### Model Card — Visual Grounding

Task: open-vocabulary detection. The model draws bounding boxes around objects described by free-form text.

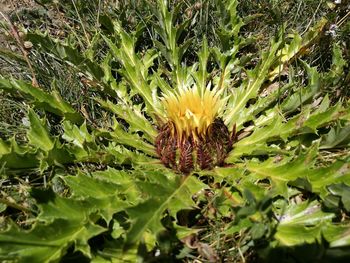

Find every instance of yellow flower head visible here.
[162,85,224,141]
[156,85,233,173]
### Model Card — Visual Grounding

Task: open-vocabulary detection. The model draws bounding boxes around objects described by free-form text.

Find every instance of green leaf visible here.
[0,48,26,64]
[307,161,350,198]
[97,99,157,142]
[320,124,350,149]
[225,218,253,235]
[102,34,161,117]
[269,18,327,81]
[193,38,209,96]
[65,171,125,199]
[226,144,350,199]
[235,82,293,129]
[28,109,54,152]
[125,171,206,246]
[215,0,244,51]
[323,224,350,247]
[280,61,320,113]
[275,224,323,246]
[224,37,282,128]
[323,43,348,86]
[274,200,335,246]
[63,169,136,222]
[104,143,155,166]
[326,183,350,211]
[41,197,92,220]
[0,203,6,213]
[108,123,156,157]
[227,102,344,161]
[0,138,40,169]
[0,219,105,263]
[62,121,94,149]
[0,79,83,124]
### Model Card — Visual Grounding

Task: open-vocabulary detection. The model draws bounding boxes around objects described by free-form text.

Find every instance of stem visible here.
[71,0,91,46]
[0,197,32,213]
[0,11,39,87]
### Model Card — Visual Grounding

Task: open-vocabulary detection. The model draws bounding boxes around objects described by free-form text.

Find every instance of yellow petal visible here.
[163,85,224,141]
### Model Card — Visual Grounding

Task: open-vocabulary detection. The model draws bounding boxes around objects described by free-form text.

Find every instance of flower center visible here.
[156,86,234,174]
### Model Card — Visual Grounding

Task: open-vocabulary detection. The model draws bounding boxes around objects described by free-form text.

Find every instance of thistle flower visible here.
[156,85,235,174]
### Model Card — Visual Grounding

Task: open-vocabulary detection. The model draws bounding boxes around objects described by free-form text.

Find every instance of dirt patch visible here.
[0,0,38,14]
[0,1,11,13]
[0,0,39,42]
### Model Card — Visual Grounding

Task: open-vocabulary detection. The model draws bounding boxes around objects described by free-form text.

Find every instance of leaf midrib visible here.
[128,175,193,244]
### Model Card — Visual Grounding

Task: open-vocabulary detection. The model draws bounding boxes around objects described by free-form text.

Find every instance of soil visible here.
[0,0,39,43]
[0,0,40,77]
[0,0,37,13]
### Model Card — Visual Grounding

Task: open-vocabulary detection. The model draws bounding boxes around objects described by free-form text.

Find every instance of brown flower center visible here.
[155,118,235,174]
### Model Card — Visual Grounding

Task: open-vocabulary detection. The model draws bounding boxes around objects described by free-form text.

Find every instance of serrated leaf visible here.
[64,172,124,199]
[269,18,327,81]
[0,219,105,263]
[236,83,293,129]
[320,124,350,149]
[97,99,157,142]
[125,172,206,246]
[224,37,282,128]
[0,47,26,64]
[0,138,40,169]
[281,61,320,113]
[34,189,94,222]
[307,161,350,198]
[323,43,348,86]
[323,224,350,247]
[0,79,83,123]
[227,102,344,161]
[275,224,323,246]
[228,148,311,197]
[102,34,161,117]
[274,200,335,246]
[104,143,155,166]
[62,121,94,148]
[109,123,156,157]
[28,109,54,152]
[63,169,137,222]
[326,183,350,211]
